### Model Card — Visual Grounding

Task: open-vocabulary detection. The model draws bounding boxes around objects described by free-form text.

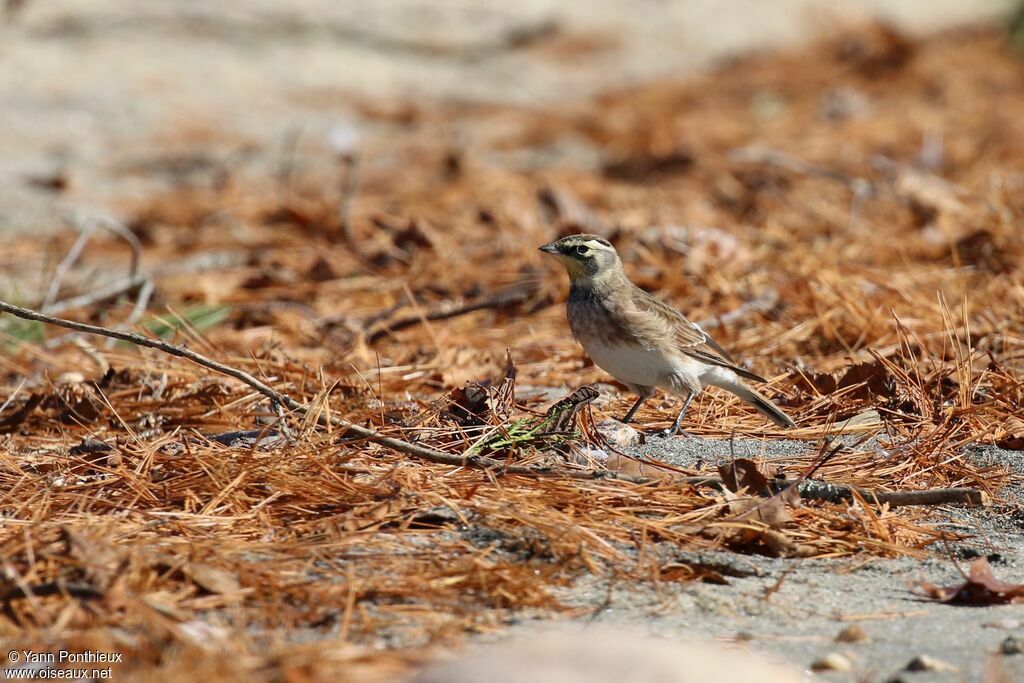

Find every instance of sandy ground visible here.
[562,551,1024,682]
[545,437,1024,681]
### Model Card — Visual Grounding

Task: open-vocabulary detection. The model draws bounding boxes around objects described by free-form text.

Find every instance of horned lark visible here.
[540,234,795,435]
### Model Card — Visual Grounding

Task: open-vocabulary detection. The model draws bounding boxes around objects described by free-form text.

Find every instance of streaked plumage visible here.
[540,234,795,434]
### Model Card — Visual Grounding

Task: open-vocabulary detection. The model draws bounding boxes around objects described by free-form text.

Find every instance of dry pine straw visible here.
[0,23,1023,682]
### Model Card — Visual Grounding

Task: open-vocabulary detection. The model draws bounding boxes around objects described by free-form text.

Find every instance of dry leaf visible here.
[734,493,793,528]
[604,452,670,479]
[792,361,890,399]
[952,230,1014,273]
[718,458,772,496]
[712,524,801,558]
[915,558,1024,605]
[996,417,1024,451]
[717,458,800,529]
[834,409,882,431]
[61,526,125,591]
[0,394,43,432]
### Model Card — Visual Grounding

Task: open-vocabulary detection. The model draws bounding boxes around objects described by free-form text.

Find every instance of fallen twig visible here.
[45,251,248,317]
[42,217,99,310]
[671,473,983,509]
[44,275,148,316]
[729,147,868,189]
[365,282,544,343]
[800,481,986,507]
[42,214,142,312]
[0,393,43,431]
[0,580,104,603]
[663,475,983,507]
[0,299,536,474]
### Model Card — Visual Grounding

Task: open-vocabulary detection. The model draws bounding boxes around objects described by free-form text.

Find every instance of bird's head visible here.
[539,234,621,283]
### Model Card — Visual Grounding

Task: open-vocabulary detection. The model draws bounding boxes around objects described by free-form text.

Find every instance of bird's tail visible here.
[725,381,796,429]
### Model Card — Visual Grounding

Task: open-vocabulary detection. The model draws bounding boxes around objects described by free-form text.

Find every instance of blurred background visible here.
[0,0,1013,237]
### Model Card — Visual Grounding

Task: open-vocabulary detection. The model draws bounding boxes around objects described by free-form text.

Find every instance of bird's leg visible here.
[619,395,646,424]
[660,391,695,438]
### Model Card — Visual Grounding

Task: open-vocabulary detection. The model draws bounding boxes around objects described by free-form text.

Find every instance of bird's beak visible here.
[539,242,559,255]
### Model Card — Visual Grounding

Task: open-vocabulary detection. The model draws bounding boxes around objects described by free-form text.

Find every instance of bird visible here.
[539,233,795,436]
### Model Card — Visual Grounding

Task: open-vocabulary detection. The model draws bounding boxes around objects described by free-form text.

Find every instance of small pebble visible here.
[984,618,1020,630]
[595,419,643,447]
[835,625,869,643]
[574,446,609,467]
[1001,636,1024,655]
[810,652,852,672]
[905,654,956,672]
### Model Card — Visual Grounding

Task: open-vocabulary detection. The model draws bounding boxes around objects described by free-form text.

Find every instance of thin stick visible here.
[105,278,155,349]
[45,251,247,316]
[45,275,147,316]
[43,214,143,312]
[702,476,984,507]
[366,284,538,343]
[42,217,98,310]
[0,299,520,472]
[338,153,361,241]
[729,147,868,188]
[93,215,142,280]
[0,580,104,602]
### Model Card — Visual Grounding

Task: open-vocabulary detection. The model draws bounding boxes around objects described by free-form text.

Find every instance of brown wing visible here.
[630,286,768,383]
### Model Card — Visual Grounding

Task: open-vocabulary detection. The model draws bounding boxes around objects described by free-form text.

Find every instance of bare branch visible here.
[42,216,99,310]
[42,214,143,313]
[44,275,147,317]
[0,298,523,472]
[365,281,545,343]
[88,214,142,279]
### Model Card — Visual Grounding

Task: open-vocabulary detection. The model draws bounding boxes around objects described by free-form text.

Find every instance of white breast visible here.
[583,339,726,396]
[582,340,677,389]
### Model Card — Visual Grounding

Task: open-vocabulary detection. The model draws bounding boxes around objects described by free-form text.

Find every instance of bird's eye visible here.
[573,245,589,256]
